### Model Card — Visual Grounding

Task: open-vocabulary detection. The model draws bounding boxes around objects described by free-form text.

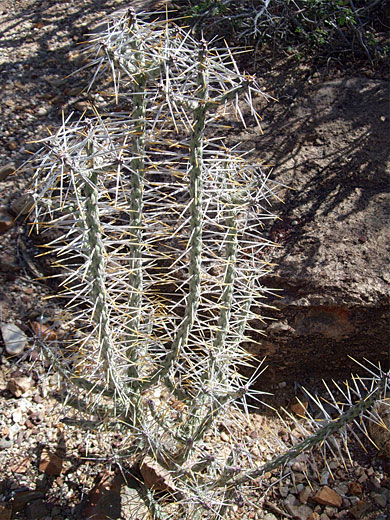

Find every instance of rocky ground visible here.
[0,0,389,519]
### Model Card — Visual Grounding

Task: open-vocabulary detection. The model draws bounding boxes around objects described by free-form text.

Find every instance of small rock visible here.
[31,321,57,341]
[324,506,337,517]
[10,194,34,216]
[284,493,299,506]
[220,431,229,442]
[357,472,368,484]
[0,438,13,449]
[348,481,363,495]
[73,100,91,112]
[6,140,17,151]
[313,486,342,507]
[290,398,309,416]
[308,514,320,520]
[279,485,289,498]
[0,162,15,180]
[367,476,381,490]
[372,492,387,508]
[83,471,123,519]
[7,376,33,397]
[0,208,15,234]
[36,107,48,117]
[292,461,306,472]
[39,448,63,476]
[140,457,176,492]
[45,77,64,87]
[0,254,21,272]
[299,486,312,504]
[1,323,28,355]
[286,503,314,520]
[320,470,330,485]
[9,456,31,474]
[349,500,370,519]
[334,482,348,496]
[263,515,278,520]
[121,481,149,519]
[12,408,24,423]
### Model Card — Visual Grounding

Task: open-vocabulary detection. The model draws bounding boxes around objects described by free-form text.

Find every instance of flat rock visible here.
[83,471,123,519]
[7,376,33,397]
[1,322,28,355]
[140,456,176,493]
[0,208,15,234]
[313,485,342,507]
[39,448,63,476]
[0,162,15,181]
[285,503,314,520]
[10,194,34,216]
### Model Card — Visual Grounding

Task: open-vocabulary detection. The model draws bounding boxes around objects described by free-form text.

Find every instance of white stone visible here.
[1,323,28,355]
[12,408,23,424]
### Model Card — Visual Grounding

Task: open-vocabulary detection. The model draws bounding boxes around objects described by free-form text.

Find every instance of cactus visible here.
[28,9,389,519]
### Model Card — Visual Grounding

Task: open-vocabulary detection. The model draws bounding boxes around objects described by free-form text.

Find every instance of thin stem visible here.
[125,18,148,385]
[143,40,209,390]
[216,375,388,487]
[83,136,117,391]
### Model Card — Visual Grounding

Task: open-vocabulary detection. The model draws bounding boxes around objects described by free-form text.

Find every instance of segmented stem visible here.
[125,17,147,384]
[217,374,388,487]
[143,40,209,389]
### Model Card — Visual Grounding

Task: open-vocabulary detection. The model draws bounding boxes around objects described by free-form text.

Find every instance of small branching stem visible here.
[216,374,388,487]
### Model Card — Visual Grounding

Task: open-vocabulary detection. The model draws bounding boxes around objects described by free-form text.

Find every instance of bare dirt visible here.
[0,1,389,519]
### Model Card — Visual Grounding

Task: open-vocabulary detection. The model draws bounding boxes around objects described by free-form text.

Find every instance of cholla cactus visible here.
[28,8,389,519]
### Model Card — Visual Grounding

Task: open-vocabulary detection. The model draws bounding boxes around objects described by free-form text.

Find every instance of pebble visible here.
[12,409,24,424]
[0,208,15,234]
[324,506,337,516]
[1,322,27,355]
[0,162,15,180]
[279,485,289,498]
[39,448,63,476]
[7,377,33,398]
[334,482,348,495]
[286,503,314,519]
[0,438,13,449]
[290,399,308,416]
[368,476,381,490]
[292,461,306,472]
[320,470,330,485]
[348,481,363,495]
[10,193,34,216]
[313,486,342,507]
[299,486,312,504]
[36,107,48,117]
[220,431,229,442]
[371,492,387,507]
[349,500,370,519]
